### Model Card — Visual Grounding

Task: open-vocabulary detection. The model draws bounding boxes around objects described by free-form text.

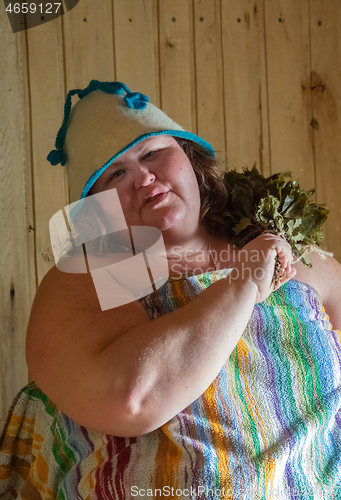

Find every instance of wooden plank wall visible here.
[0,1,36,427]
[1,0,340,427]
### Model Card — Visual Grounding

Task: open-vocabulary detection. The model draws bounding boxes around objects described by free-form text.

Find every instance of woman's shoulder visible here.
[33,255,99,313]
[293,252,340,293]
[26,254,151,381]
[293,252,341,330]
[40,251,137,295]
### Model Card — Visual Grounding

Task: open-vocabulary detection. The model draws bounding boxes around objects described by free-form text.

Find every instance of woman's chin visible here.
[141,207,185,232]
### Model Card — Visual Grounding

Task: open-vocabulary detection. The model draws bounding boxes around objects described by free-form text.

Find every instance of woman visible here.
[1,80,341,499]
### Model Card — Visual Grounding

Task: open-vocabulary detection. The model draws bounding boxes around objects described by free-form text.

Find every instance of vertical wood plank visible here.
[26,17,68,283]
[113,0,159,105]
[193,0,226,171]
[159,0,195,131]
[221,0,270,174]
[264,0,314,188]
[258,0,271,177]
[0,5,35,426]
[309,0,341,261]
[63,0,115,90]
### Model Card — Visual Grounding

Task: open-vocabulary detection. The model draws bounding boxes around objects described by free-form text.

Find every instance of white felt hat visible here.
[48,80,215,204]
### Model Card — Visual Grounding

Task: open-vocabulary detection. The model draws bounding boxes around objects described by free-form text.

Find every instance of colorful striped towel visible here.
[1,271,341,499]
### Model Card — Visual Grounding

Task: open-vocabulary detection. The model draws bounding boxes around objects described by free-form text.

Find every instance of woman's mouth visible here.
[144,192,168,207]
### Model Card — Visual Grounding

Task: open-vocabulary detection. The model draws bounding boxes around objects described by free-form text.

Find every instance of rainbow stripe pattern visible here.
[1,271,341,499]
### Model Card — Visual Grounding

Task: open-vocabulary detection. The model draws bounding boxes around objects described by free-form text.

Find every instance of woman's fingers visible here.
[270,237,297,287]
[241,233,296,302]
[276,241,296,277]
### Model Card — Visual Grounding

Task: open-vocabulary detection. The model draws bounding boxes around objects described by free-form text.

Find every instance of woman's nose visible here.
[134,167,156,188]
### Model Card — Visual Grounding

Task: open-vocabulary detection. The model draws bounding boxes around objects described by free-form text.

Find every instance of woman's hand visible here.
[231,233,296,303]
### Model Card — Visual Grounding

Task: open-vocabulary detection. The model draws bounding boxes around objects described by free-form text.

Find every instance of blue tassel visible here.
[47,149,67,166]
[124,92,149,109]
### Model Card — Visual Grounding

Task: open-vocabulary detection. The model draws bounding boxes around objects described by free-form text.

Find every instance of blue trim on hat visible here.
[80,130,215,200]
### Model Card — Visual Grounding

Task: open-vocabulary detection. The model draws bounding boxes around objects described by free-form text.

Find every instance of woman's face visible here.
[88,136,201,235]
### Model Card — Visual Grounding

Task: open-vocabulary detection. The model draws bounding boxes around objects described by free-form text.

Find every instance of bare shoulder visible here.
[293,252,341,329]
[26,253,151,391]
[293,252,341,296]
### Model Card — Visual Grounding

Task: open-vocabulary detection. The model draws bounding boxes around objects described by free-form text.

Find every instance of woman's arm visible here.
[294,253,341,331]
[26,234,294,437]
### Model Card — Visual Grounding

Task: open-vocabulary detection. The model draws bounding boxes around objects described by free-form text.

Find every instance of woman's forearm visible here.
[95,276,258,436]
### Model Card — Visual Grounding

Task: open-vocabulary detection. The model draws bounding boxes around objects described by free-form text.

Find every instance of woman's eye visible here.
[144,149,159,160]
[110,170,124,180]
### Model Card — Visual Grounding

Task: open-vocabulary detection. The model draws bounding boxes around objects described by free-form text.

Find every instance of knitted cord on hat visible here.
[47,80,149,167]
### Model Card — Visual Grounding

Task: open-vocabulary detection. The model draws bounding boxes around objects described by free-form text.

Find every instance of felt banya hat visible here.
[48,80,215,203]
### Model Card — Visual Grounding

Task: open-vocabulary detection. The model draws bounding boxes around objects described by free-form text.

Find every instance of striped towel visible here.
[1,271,341,499]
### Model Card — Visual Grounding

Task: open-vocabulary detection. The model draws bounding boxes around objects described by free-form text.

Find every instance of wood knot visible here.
[310,118,319,129]
[166,38,176,48]
[311,71,326,93]
[310,71,337,122]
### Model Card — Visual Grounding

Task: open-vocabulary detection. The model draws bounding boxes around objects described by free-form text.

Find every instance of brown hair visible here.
[173,138,228,238]
[58,138,229,260]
